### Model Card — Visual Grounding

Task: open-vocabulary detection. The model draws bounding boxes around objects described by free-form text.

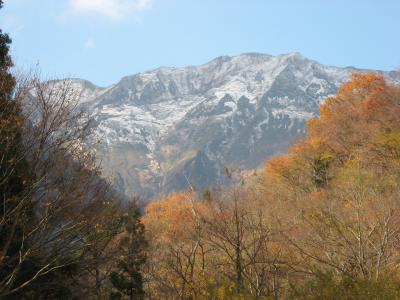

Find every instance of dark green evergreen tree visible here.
[0,1,34,297]
[0,1,15,98]
[110,209,147,300]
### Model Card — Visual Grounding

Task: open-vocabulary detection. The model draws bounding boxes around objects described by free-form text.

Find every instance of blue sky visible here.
[1,0,399,86]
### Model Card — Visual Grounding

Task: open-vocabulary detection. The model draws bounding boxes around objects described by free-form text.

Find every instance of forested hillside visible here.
[142,72,400,299]
[0,1,146,297]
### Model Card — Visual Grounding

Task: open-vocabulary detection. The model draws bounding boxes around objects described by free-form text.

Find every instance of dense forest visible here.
[2,1,400,299]
[141,72,400,299]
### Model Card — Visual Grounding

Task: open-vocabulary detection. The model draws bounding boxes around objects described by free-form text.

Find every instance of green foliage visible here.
[13,257,79,300]
[110,210,147,300]
[0,1,15,101]
[0,2,36,296]
[0,3,149,297]
[376,130,400,158]
[311,153,334,188]
[289,271,400,300]
[202,188,212,202]
[204,276,272,300]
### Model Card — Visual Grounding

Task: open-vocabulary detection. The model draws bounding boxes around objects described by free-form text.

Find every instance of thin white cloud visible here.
[69,0,152,19]
[84,38,95,49]
[0,15,25,33]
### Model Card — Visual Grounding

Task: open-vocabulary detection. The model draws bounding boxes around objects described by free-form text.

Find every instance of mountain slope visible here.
[71,53,397,200]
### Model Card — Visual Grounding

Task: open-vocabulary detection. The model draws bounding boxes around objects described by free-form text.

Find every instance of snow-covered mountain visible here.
[70,52,398,200]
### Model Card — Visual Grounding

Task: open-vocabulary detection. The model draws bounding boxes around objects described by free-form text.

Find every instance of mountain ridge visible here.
[65,52,398,201]
[69,52,381,89]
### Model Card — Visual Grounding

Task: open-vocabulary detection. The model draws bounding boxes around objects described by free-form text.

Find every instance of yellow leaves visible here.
[94,223,103,233]
[334,161,374,197]
[375,130,400,158]
[305,208,322,222]
[215,285,226,299]
[377,130,400,146]
[319,153,334,162]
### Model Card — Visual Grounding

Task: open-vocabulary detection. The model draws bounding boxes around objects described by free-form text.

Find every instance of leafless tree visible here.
[200,186,287,299]
[0,74,118,297]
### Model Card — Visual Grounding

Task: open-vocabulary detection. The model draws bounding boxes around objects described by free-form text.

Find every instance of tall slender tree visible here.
[110,208,147,300]
[0,1,33,297]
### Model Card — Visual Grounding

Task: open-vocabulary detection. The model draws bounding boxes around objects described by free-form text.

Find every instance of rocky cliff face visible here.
[68,52,397,200]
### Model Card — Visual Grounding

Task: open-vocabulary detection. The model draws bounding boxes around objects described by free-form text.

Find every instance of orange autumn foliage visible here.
[143,192,205,240]
[266,72,400,187]
[143,72,400,299]
[308,73,400,154]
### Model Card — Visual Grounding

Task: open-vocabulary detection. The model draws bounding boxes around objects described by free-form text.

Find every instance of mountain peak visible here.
[79,53,365,198]
[239,52,273,58]
[70,54,398,199]
[281,51,303,57]
[278,52,307,62]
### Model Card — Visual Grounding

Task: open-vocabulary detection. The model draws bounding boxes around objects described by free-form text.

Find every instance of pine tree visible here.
[110,209,147,300]
[0,0,15,99]
[0,1,34,296]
